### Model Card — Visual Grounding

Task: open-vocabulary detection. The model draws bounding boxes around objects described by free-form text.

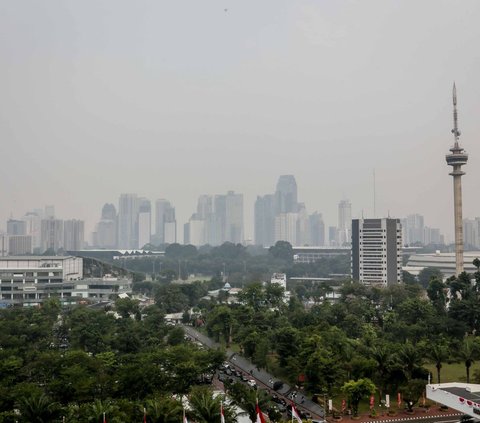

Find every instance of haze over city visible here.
[1,1,480,242]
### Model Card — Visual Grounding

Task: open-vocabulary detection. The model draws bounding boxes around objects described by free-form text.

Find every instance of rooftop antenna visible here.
[452,82,461,147]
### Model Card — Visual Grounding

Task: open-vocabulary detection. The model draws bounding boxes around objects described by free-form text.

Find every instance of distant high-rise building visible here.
[22,211,42,251]
[118,194,139,249]
[275,175,298,214]
[225,191,243,244]
[154,199,176,245]
[403,214,425,245]
[309,212,325,246]
[328,226,337,246]
[137,198,151,249]
[351,218,402,286]
[337,200,352,246]
[275,213,298,245]
[7,219,26,236]
[93,204,117,248]
[463,218,480,250]
[424,227,444,246]
[184,215,205,246]
[41,218,64,252]
[8,235,33,255]
[64,219,84,251]
[45,205,55,219]
[296,203,309,246]
[254,194,275,247]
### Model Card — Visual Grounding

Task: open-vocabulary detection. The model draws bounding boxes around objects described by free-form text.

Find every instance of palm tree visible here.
[228,382,269,422]
[86,399,116,423]
[427,342,449,384]
[143,397,183,423]
[396,342,424,381]
[17,393,59,423]
[189,386,238,423]
[370,344,394,400]
[458,339,479,383]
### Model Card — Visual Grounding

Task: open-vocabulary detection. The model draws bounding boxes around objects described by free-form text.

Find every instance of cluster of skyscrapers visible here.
[1,206,84,255]
[255,175,326,247]
[184,191,243,246]
[92,195,177,249]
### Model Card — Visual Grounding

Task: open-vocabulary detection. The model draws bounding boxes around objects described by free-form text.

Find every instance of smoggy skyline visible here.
[1,1,480,243]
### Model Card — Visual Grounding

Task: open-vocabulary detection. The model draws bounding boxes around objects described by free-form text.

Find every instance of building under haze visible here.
[154,199,176,245]
[337,200,352,246]
[92,203,117,248]
[41,218,64,252]
[184,191,243,246]
[7,219,26,236]
[137,198,151,249]
[117,194,139,249]
[351,218,402,286]
[64,219,85,251]
[254,194,275,247]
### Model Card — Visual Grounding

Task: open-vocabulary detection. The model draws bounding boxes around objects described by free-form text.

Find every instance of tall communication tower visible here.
[446,83,468,275]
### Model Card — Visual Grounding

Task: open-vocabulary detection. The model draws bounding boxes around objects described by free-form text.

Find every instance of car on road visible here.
[247,379,257,388]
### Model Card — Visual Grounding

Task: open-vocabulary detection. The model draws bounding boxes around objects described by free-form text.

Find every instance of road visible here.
[182,325,325,420]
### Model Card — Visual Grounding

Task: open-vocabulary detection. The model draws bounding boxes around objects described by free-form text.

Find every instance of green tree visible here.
[189,386,237,423]
[427,341,449,384]
[268,241,293,263]
[418,267,443,288]
[143,397,183,423]
[227,382,269,423]
[401,379,426,412]
[17,393,59,423]
[458,339,479,383]
[341,378,376,417]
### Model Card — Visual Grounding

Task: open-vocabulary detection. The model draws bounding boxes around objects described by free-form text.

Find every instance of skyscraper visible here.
[254,194,275,247]
[154,199,177,245]
[225,191,243,244]
[93,204,117,248]
[309,212,325,246]
[41,218,64,252]
[138,198,151,249]
[351,218,402,286]
[275,175,298,214]
[337,200,352,246]
[64,219,85,251]
[403,214,425,246]
[446,84,468,275]
[7,219,26,236]
[117,194,139,249]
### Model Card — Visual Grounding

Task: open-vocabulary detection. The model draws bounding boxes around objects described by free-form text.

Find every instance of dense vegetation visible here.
[3,241,480,421]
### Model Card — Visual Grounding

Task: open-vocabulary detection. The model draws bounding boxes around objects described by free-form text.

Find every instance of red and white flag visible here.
[183,408,189,423]
[221,401,225,423]
[291,402,302,423]
[256,402,266,423]
[143,407,147,423]
[103,412,106,423]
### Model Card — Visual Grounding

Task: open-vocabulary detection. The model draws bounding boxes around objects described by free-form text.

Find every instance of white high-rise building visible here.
[184,216,205,247]
[351,218,402,286]
[22,211,42,251]
[41,219,64,252]
[225,191,243,244]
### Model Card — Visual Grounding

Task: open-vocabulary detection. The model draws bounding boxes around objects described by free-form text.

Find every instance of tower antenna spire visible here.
[452,82,461,146]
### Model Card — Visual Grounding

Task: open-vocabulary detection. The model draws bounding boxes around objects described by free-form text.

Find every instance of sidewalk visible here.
[325,406,462,423]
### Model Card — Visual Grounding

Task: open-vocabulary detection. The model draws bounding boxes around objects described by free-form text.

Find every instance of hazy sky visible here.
[1,0,479,243]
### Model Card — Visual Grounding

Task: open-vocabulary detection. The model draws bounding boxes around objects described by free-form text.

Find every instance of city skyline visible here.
[1,2,479,245]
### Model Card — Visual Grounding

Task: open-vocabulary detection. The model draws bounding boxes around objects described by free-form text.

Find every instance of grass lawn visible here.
[425,361,480,383]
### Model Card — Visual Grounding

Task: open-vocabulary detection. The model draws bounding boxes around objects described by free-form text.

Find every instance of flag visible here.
[143,407,147,423]
[397,392,402,407]
[103,412,106,423]
[341,399,346,412]
[370,395,375,410]
[256,402,266,423]
[291,402,302,423]
[221,401,225,423]
[183,408,188,423]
